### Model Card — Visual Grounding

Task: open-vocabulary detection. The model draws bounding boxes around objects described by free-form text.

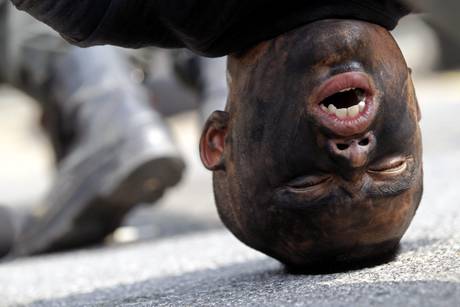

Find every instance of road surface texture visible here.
[0,70,459,305]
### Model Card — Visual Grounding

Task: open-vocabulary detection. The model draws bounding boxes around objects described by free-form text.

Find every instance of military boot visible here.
[10,45,185,256]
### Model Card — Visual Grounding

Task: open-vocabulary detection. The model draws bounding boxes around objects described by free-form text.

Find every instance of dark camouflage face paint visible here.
[200,19,422,269]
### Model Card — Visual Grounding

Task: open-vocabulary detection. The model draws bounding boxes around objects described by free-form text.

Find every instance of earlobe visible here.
[199,111,229,171]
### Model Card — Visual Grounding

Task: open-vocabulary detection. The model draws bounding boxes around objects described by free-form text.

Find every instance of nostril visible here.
[336,143,349,150]
[327,132,375,168]
[358,138,369,146]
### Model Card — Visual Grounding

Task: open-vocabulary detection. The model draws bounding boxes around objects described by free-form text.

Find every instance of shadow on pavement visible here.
[31,258,459,307]
[29,238,457,307]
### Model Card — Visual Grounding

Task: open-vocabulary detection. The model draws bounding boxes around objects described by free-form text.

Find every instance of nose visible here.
[327,132,375,168]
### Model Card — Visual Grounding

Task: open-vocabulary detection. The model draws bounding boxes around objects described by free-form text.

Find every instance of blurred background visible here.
[0,12,460,250]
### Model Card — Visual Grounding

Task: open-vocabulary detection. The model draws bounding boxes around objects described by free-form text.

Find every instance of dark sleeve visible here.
[10,0,411,57]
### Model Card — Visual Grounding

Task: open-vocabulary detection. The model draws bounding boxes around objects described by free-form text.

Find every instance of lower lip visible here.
[308,72,377,137]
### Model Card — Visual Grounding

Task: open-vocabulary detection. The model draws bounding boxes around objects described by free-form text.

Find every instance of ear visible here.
[407,68,422,122]
[199,111,229,171]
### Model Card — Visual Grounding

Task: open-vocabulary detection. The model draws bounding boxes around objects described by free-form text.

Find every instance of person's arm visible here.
[11,0,410,57]
[11,0,243,53]
[11,0,112,45]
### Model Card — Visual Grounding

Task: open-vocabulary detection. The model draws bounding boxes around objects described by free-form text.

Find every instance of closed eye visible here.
[367,156,419,198]
[368,157,407,176]
[275,174,336,209]
[284,175,332,191]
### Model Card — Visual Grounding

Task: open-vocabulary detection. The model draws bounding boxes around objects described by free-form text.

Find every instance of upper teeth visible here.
[322,100,366,119]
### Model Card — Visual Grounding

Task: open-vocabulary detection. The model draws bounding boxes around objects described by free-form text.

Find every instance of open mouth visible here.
[320,88,366,119]
[309,72,378,136]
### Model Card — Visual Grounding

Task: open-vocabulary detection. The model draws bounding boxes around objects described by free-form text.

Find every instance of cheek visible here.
[231,114,302,184]
[373,101,419,161]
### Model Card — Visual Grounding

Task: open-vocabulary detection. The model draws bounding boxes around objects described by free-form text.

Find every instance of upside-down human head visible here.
[200,19,422,269]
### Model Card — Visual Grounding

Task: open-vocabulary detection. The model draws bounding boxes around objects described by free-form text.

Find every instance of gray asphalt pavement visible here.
[0,73,459,306]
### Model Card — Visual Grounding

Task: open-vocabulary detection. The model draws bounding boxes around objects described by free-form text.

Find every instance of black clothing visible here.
[11,0,410,56]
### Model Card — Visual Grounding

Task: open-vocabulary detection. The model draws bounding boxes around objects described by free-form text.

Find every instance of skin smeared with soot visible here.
[200,19,423,269]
